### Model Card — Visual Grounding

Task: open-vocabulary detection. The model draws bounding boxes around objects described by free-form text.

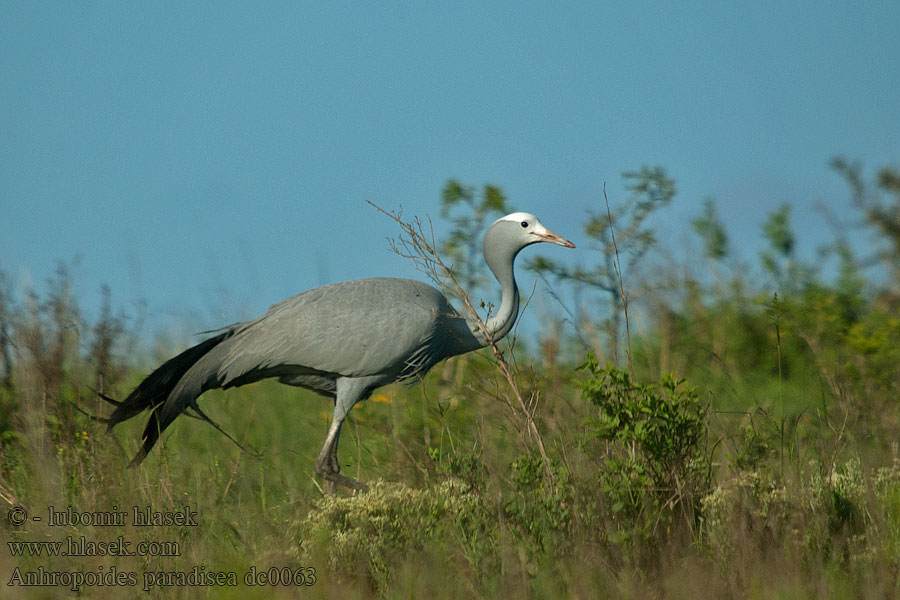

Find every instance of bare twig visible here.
[603,183,634,375]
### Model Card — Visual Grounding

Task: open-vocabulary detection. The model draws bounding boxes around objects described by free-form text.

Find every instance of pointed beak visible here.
[534,227,576,248]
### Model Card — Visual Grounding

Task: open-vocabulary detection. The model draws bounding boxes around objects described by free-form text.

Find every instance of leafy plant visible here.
[692,198,730,262]
[502,454,573,557]
[578,353,712,550]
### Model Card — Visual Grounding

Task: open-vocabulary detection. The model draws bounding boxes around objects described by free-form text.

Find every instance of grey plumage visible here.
[105,212,574,490]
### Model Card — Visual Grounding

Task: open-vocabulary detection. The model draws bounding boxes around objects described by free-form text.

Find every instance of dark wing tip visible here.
[127,448,148,469]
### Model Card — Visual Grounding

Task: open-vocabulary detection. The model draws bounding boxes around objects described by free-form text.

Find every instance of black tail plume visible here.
[104,331,234,464]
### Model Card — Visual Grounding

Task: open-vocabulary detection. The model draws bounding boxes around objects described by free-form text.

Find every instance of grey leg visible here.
[315,418,356,493]
[313,376,379,492]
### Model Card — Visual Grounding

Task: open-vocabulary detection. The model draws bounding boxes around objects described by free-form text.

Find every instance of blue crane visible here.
[104,213,574,490]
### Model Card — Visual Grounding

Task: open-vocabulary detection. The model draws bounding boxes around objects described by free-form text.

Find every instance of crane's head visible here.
[482,212,575,283]
[477,212,575,342]
[489,212,576,250]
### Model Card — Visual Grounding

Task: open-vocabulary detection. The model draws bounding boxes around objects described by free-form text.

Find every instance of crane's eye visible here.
[520,221,529,228]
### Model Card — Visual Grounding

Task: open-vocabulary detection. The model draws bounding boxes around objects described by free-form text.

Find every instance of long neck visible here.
[472,241,521,347]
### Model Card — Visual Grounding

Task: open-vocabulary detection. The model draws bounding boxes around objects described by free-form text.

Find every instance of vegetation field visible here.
[2,163,899,598]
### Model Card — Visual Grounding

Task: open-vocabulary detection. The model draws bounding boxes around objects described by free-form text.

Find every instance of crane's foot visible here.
[314,460,368,494]
[322,471,368,493]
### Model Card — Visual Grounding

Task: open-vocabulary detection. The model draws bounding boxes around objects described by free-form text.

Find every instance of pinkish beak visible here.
[536,228,576,248]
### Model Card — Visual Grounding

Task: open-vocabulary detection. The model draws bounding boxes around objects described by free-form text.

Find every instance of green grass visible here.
[2,256,900,599]
[3,352,898,599]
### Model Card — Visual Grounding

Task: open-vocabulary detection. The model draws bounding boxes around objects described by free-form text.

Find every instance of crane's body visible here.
[104,213,574,490]
[220,277,481,388]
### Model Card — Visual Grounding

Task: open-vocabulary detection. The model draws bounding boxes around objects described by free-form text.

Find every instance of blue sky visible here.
[2,2,899,340]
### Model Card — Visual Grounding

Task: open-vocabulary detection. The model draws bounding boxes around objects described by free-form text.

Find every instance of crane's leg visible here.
[314,376,378,493]
[316,418,355,494]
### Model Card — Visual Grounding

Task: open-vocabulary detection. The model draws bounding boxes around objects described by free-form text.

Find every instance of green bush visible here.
[577,354,712,552]
[502,453,573,557]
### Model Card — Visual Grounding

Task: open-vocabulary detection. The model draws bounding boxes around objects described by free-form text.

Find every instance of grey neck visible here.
[472,233,521,346]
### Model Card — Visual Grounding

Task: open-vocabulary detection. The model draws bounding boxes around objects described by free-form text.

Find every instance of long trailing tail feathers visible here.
[105,331,232,430]
[100,330,253,465]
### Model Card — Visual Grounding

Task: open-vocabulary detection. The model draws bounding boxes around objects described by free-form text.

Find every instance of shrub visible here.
[502,453,573,558]
[702,457,900,586]
[297,480,498,591]
[577,354,713,554]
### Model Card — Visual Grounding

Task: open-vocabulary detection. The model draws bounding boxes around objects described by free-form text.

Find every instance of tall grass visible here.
[2,188,900,598]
